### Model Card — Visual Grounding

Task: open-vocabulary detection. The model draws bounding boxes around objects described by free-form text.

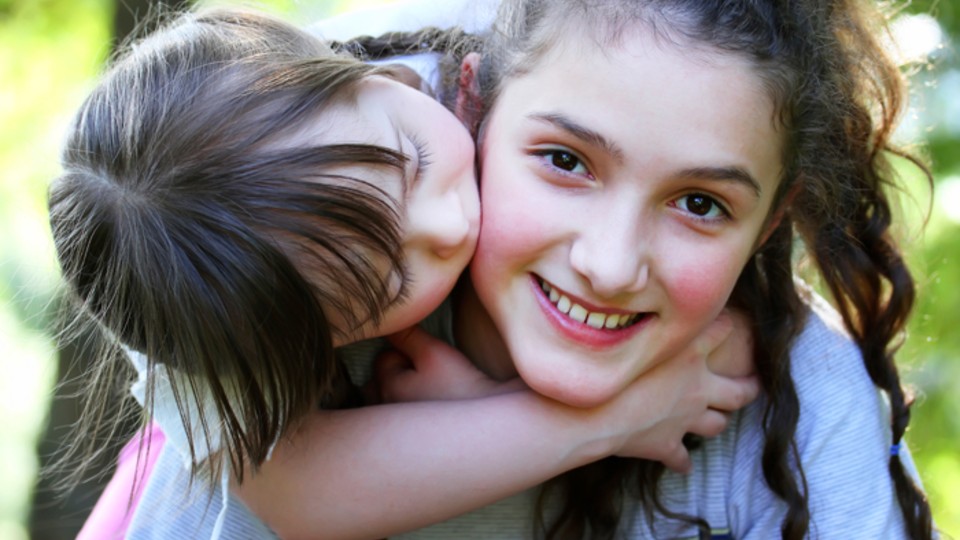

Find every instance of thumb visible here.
[373,348,414,403]
[694,310,735,358]
[386,326,457,370]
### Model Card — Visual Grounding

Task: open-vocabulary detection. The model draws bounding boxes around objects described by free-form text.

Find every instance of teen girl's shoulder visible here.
[789,281,891,409]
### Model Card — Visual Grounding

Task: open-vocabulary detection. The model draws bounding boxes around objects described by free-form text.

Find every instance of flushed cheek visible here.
[475,172,553,269]
[663,250,744,326]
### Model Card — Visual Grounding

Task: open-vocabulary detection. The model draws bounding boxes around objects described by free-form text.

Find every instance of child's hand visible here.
[706,308,755,378]
[605,311,759,473]
[373,326,526,403]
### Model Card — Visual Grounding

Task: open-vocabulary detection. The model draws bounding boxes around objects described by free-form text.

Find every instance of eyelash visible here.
[409,133,433,182]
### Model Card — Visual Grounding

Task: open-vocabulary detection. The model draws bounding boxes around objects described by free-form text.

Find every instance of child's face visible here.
[304,75,480,344]
[470,29,784,407]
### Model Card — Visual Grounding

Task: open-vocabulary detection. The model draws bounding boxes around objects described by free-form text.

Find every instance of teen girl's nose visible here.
[568,216,649,297]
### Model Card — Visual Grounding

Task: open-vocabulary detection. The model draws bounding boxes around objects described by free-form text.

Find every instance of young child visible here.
[245,0,936,538]
[53,6,758,539]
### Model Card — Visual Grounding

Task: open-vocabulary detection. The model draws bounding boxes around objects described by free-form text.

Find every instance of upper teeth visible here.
[540,280,639,329]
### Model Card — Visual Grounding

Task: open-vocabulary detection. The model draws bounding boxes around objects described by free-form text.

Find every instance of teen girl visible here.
[54,6,758,540]
[241,0,937,537]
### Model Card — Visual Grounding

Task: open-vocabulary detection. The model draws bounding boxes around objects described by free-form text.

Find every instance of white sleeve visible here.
[739,297,920,539]
[309,0,499,42]
[127,349,226,466]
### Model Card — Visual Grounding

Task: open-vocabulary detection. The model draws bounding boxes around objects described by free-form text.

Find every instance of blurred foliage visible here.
[898,2,960,537]
[0,0,956,539]
[910,0,960,35]
[1,1,111,538]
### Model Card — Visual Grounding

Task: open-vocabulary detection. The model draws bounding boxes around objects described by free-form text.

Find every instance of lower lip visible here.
[530,275,649,349]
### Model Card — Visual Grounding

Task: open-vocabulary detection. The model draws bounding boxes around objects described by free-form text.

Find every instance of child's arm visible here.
[237,315,757,540]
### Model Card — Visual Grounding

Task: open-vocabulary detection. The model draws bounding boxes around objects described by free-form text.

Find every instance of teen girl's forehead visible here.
[498,25,785,184]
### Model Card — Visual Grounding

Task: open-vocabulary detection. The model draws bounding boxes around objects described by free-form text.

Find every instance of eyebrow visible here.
[679,166,763,199]
[528,112,625,163]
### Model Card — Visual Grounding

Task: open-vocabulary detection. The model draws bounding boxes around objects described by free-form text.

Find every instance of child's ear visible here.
[380,64,434,96]
[455,52,483,136]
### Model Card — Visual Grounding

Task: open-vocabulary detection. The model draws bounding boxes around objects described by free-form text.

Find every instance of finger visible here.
[660,445,693,475]
[707,308,755,377]
[374,349,422,403]
[385,326,456,368]
[384,325,420,350]
[692,311,734,359]
[686,409,730,439]
[374,349,412,384]
[706,374,760,412]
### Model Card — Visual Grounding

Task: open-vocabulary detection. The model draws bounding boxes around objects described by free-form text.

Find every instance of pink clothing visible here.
[77,423,166,540]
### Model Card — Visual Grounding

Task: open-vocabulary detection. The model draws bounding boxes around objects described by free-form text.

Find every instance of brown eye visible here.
[551,151,580,172]
[533,148,592,179]
[686,194,713,216]
[674,193,728,221]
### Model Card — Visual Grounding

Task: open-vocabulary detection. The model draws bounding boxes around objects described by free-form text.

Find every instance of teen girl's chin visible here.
[494,273,665,409]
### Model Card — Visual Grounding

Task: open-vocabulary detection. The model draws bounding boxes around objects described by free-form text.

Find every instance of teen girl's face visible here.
[306,75,479,344]
[469,29,784,407]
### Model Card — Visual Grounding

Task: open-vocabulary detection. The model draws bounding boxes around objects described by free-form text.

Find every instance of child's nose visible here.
[407,191,473,260]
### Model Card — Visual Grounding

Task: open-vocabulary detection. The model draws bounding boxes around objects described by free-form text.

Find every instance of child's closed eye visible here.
[409,133,433,182]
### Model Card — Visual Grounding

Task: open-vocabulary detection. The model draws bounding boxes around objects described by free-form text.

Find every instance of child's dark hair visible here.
[49,7,416,487]
[350,0,934,538]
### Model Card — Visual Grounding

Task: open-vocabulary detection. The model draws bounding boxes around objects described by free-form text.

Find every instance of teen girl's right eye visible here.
[530,148,595,181]
[669,192,731,225]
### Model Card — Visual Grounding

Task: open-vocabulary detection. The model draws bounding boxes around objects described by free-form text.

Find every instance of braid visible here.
[332,27,482,109]
[331,26,481,61]
[790,2,934,535]
[812,174,932,539]
[734,218,810,539]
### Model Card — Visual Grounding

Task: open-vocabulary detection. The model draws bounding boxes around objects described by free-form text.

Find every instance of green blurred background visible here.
[1,0,956,538]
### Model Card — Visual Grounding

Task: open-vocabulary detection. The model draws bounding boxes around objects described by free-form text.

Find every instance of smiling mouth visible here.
[536,277,644,330]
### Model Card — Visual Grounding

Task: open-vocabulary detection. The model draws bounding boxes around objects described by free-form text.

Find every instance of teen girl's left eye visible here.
[531,148,594,180]
[671,193,730,222]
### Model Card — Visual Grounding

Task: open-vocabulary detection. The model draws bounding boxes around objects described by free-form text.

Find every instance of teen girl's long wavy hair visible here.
[49,8,416,489]
[345,0,933,538]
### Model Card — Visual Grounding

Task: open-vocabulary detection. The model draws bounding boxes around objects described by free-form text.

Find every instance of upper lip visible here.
[535,275,644,316]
